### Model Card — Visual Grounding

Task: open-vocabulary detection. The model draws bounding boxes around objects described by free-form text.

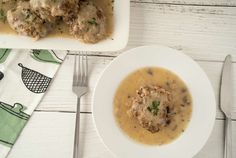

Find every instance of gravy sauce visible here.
[114,67,192,145]
[0,0,113,39]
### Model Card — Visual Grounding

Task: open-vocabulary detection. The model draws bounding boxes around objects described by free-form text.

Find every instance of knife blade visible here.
[220,54,233,158]
[220,55,233,118]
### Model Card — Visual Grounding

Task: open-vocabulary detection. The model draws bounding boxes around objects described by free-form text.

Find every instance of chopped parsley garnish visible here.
[87,17,98,26]
[0,9,6,23]
[147,100,160,116]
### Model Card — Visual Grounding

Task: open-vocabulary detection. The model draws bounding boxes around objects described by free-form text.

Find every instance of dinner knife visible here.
[220,55,233,158]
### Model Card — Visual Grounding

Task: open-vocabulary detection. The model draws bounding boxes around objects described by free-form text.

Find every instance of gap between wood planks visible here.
[130,1,236,8]
[67,53,236,63]
[34,109,236,121]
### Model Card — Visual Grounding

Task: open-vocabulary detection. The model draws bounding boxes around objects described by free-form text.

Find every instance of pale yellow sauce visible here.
[0,0,113,39]
[114,67,192,145]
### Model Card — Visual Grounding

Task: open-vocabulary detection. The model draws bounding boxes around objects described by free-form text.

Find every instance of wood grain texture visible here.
[128,3,236,61]
[38,55,236,119]
[132,0,236,6]
[8,112,236,158]
[73,2,236,61]
[4,2,236,158]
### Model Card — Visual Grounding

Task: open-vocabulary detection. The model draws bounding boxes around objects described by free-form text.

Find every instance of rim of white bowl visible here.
[92,45,216,158]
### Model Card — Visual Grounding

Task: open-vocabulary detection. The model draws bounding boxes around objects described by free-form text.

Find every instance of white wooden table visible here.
[7,0,236,157]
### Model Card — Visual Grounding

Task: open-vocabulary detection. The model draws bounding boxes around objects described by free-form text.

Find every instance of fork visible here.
[72,52,88,158]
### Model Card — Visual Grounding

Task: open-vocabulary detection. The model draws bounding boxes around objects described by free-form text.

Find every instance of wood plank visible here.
[73,3,236,61]
[128,3,236,61]
[38,55,236,119]
[132,0,236,6]
[8,112,236,158]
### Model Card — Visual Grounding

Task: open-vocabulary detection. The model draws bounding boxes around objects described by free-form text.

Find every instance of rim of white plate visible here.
[92,45,216,158]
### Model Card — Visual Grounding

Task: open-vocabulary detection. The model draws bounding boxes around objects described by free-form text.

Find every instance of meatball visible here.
[30,0,79,22]
[128,86,175,133]
[68,1,107,43]
[7,2,51,40]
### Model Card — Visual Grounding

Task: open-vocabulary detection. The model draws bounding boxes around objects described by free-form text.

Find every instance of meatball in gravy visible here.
[128,86,174,133]
[114,67,192,145]
[1,0,113,43]
[7,2,51,39]
[68,1,106,43]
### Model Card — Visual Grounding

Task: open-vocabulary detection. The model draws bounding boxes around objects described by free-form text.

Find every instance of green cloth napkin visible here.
[0,49,67,157]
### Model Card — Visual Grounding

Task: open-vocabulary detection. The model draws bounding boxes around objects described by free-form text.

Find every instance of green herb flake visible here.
[0,9,6,23]
[87,17,98,26]
[153,100,160,108]
[147,100,160,116]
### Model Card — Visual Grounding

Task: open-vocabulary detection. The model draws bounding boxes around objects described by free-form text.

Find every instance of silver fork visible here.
[72,52,88,158]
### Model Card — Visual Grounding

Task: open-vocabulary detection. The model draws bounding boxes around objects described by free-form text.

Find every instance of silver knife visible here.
[220,55,233,158]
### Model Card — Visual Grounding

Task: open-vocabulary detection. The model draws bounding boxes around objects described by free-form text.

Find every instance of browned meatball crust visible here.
[67,1,106,43]
[128,86,175,133]
[7,2,51,39]
[30,0,79,22]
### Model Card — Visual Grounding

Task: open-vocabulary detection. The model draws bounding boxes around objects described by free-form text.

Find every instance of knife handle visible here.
[224,117,232,158]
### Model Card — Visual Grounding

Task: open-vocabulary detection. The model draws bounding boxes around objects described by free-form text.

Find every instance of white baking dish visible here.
[0,0,130,51]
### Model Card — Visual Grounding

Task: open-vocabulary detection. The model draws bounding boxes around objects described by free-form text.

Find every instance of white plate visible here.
[0,0,130,51]
[92,45,216,158]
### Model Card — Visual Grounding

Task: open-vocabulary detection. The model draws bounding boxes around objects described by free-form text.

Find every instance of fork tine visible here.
[83,51,86,86]
[81,52,84,86]
[82,51,87,86]
[78,51,82,86]
[75,51,88,87]
[73,54,78,86]
[85,52,88,86]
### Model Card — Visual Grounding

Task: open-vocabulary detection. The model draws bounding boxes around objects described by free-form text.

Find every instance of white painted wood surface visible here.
[7,0,236,158]
[39,55,236,119]
[132,0,236,6]
[7,112,236,158]
[72,2,236,61]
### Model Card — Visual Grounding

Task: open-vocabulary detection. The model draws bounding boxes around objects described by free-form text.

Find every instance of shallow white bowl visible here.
[0,0,130,51]
[92,45,216,158]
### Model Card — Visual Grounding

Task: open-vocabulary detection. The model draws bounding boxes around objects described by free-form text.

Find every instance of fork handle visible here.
[73,97,80,158]
[224,117,232,158]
